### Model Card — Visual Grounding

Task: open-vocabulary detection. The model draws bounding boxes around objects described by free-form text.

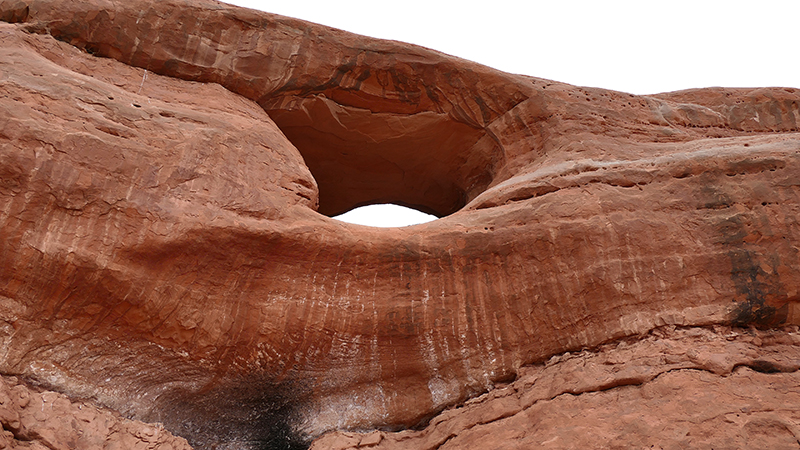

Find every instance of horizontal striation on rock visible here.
[311,326,800,450]
[0,0,799,449]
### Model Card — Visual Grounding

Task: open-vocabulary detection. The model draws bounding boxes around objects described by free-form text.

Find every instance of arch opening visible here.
[333,204,438,227]
[264,95,505,218]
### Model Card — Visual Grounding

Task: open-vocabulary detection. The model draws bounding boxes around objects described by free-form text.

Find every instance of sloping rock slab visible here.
[312,326,800,450]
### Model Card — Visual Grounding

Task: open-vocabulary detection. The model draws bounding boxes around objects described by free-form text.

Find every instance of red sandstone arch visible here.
[1,1,799,448]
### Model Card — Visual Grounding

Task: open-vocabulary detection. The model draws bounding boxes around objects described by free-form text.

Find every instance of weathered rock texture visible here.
[0,375,191,449]
[311,326,800,450]
[0,0,798,448]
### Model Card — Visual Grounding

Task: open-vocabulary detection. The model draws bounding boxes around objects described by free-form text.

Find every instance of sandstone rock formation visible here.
[0,0,798,449]
[311,326,800,450]
[0,375,191,449]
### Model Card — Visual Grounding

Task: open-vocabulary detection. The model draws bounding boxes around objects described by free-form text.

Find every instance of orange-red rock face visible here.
[0,375,192,449]
[0,0,799,449]
[311,326,800,450]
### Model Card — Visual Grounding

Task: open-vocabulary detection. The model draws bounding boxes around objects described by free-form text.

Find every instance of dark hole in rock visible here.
[265,95,504,218]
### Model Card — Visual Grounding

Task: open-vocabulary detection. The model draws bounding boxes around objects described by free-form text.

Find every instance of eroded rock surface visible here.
[0,375,191,450]
[312,326,800,450]
[0,0,798,448]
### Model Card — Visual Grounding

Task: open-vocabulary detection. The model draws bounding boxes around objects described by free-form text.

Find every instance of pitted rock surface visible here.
[0,0,799,448]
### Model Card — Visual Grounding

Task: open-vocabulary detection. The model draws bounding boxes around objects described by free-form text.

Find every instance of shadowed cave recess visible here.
[266,95,508,219]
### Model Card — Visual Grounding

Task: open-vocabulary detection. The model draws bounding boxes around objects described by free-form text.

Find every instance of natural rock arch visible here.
[0,0,799,448]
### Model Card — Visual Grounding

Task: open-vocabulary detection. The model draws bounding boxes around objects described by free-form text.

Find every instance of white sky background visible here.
[221,0,800,227]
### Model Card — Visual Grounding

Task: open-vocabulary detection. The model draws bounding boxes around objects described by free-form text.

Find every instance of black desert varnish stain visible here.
[155,377,309,450]
[702,180,788,328]
[727,246,784,327]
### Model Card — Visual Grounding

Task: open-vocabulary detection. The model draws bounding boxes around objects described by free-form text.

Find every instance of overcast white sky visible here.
[222,0,800,226]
